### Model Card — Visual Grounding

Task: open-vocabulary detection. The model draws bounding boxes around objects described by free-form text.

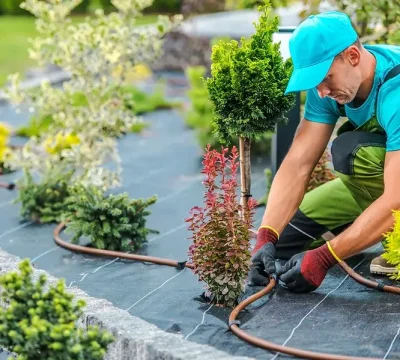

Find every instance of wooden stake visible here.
[239,136,251,219]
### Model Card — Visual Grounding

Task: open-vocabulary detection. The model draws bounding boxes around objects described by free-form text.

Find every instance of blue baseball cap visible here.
[285,11,358,94]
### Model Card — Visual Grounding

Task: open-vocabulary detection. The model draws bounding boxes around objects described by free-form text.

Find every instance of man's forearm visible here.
[330,194,397,260]
[260,157,310,234]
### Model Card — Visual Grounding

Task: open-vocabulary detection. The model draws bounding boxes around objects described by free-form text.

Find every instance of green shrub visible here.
[184,65,273,156]
[14,167,74,223]
[0,259,114,359]
[63,184,159,252]
[16,84,177,139]
[123,82,180,116]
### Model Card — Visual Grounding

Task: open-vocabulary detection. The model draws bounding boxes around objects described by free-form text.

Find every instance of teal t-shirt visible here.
[304,44,400,151]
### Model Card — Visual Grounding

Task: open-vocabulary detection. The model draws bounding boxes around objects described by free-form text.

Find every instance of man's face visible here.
[316,46,362,104]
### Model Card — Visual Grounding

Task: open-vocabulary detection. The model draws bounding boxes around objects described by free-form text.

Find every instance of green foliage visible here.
[0,259,114,359]
[205,1,295,143]
[16,115,53,138]
[186,146,257,308]
[184,65,273,155]
[16,83,177,139]
[123,82,180,116]
[382,210,400,280]
[14,167,74,223]
[64,184,159,252]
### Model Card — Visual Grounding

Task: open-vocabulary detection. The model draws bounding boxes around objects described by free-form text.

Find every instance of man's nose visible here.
[317,83,331,98]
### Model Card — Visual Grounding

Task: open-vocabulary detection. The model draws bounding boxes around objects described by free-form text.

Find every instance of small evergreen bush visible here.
[184,66,273,155]
[0,259,114,359]
[186,145,257,307]
[64,184,158,252]
[14,167,74,223]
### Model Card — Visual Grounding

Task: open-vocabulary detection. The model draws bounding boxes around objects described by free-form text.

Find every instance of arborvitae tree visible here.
[205,0,295,215]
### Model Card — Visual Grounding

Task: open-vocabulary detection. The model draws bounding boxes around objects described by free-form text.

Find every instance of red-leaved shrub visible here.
[186,145,257,307]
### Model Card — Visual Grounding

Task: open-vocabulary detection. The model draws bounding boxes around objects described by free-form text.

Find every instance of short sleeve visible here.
[378,77,400,152]
[303,88,341,125]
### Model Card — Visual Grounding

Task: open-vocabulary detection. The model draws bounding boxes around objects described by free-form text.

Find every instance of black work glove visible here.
[276,243,338,293]
[248,227,279,286]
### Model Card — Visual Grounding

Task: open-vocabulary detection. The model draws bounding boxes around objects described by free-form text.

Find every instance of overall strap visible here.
[383,63,400,82]
[336,63,400,117]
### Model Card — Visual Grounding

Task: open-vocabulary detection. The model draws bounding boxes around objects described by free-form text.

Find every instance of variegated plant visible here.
[4,0,182,190]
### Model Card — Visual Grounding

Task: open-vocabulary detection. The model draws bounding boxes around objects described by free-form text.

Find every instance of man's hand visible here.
[276,243,338,293]
[248,227,278,286]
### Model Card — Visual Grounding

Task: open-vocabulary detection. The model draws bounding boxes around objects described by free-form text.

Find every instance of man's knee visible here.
[331,131,386,175]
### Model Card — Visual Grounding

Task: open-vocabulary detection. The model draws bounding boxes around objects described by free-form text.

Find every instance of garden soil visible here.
[0,72,399,360]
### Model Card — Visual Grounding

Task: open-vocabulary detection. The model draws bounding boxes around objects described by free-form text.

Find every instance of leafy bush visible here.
[0,259,114,359]
[123,82,180,115]
[5,0,182,190]
[63,184,158,252]
[14,167,74,223]
[205,2,295,143]
[382,210,400,279]
[184,65,273,155]
[186,145,257,308]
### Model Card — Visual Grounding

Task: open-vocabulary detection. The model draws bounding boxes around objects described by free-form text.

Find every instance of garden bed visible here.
[1,73,400,360]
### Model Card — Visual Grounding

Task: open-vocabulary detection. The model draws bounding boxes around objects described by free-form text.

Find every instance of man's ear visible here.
[347,46,361,66]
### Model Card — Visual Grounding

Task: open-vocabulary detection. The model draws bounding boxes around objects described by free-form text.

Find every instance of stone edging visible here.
[0,249,254,360]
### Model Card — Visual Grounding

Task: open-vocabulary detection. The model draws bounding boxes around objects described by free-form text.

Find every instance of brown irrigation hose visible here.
[0,182,15,190]
[53,222,194,270]
[339,260,400,294]
[53,223,400,360]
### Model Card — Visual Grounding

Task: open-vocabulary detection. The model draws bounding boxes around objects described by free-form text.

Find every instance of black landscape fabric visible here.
[0,74,399,360]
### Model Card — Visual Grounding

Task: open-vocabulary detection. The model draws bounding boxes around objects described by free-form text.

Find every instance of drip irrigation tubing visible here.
[2,182,400,359]
[53,223,400,360]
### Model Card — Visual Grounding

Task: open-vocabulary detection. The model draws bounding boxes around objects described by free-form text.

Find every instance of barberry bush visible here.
[63,184,158,252]
[0,259,114,359]
[186,145,257,308]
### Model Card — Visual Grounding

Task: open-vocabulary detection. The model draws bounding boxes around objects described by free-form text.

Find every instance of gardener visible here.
[249,10,400,293]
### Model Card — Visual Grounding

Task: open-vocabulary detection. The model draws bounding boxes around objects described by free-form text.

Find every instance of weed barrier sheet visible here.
[1,74,400,360]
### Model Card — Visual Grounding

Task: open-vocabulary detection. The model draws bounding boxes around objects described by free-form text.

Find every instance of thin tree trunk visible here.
[239,136,251,220]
